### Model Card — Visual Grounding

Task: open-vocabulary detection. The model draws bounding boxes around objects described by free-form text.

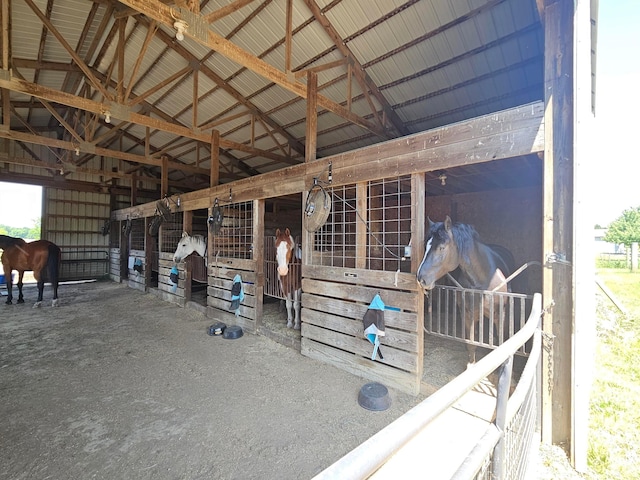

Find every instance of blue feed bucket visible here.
[0,273,14,284]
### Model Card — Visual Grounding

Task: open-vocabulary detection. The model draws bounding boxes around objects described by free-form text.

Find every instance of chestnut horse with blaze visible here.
[275,228,302,329]
[0,235,61,307]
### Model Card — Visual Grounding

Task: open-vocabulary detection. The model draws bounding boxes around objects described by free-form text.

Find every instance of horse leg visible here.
[52,278,60,307]
[33,271,45,308]
[17,271,25,304]
[464,299,480,364]
[285,292,294,328]
[293,288,301,330]
[4,268,12,304]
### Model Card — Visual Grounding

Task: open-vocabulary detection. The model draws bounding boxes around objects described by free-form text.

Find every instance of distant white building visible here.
[594,228,625,254]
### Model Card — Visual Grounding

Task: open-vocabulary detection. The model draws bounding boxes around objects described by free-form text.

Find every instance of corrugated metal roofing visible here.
[3,0,545,190]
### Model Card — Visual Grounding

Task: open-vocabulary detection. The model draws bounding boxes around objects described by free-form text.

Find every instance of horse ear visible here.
[275,229,281,237]
[285,227,291,236]
[182,231,189,238]
[444,216,452,231]
[428,217,435,229]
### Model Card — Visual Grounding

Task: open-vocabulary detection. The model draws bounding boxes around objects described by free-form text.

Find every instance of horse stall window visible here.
[211,201,253,259]
[160,212,184,253]
[312,176,412,272]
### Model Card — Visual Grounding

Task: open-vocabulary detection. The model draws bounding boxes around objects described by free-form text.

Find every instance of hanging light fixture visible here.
[173,20,188,41]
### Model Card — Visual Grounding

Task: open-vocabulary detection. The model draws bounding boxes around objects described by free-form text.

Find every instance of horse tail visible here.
[46,243,61,284]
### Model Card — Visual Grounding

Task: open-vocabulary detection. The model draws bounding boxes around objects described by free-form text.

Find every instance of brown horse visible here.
[416,217,515,364]
[0,235,61,307]
[275,228,302,329]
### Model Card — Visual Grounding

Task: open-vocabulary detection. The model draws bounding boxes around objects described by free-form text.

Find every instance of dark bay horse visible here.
[416,217,515,363]
[275,228,302,329]
[0,235,61,307]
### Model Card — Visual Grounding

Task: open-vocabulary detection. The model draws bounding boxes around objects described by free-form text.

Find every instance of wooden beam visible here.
[301,0,408,136]
[124,21,158,102]
[23,0,112,101]
[305,72,318,163]
[161,156,168,196]
[210,129,219,187]
[0,74,292,164]
[117,0,387,139]
[285,0,292,73]
[204,0,256,24]
[112,103,545,220]
[0,128,209,175]
[541,0,574,456]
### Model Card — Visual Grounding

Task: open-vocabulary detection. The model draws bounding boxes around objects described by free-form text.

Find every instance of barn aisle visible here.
[0,281,423,480]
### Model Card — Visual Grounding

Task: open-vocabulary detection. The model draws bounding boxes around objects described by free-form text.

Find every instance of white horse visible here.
[275,228,302,329]
[173,232,207,264]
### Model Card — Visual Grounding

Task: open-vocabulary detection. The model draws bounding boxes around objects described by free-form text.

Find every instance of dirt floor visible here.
[0,280,426,480]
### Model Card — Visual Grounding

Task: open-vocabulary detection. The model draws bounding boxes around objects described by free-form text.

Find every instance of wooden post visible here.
[161,155,168,197]
[542,0,574,455]
[210,129,220,188]
[412,173,426,384]
[355,183,367,269]
[144,216,153,291]
[253,199,265,332]
[305,72,318,163]
[183,209,193,302]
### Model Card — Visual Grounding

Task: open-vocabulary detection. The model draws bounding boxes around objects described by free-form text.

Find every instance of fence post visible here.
[492,355,514,480]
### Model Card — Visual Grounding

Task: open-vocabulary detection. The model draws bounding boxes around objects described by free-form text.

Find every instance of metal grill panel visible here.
[211,201,253,259]
[312,176,412,272]
[426,285,533,355]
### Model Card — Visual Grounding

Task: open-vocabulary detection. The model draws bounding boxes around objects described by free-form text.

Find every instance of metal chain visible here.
[541,300,556,395]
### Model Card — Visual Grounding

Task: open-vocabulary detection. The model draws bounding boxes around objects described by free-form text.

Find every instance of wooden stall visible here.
[111,102,544,395]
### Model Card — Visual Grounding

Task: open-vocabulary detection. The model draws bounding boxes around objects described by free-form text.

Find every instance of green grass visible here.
[588,268,640,478]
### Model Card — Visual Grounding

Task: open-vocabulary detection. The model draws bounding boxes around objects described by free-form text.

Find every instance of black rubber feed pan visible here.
[223,325,243,339]
[358,382,391,411]
[208,322,227,336]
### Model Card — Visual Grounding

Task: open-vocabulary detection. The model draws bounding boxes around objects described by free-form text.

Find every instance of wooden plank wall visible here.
[157,252,185,306]
[109,248,121,283]
[207,257,258,333]
[127,248,146,292]
[301,266,422,394]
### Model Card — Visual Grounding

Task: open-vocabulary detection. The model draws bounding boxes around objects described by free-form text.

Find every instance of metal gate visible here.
[425,285,533,355]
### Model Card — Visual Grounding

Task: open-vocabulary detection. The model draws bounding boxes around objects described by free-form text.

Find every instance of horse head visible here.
[173,232,195,263]
[416,216,461,291]
[275,228,295,276]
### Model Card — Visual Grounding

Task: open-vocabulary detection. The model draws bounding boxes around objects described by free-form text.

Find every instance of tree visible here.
[604,207,640,246]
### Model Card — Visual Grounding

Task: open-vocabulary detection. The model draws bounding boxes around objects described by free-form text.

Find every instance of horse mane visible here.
[0,235,26,249]
[438,222,482,261]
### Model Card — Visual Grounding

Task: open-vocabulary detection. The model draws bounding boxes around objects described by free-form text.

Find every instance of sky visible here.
[589,0,640,226]
[0,182,42,229]
[0,1,639,228]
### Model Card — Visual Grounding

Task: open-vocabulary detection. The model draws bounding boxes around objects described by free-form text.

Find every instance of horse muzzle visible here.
[417,277,435,291]
[278,266,289,276]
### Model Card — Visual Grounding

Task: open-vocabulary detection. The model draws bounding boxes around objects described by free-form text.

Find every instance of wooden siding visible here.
[301,265,422,394]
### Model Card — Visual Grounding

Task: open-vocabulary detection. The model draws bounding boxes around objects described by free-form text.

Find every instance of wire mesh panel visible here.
[366,176,412,272]
[312,183,357,268]
[211,201,253,259]
[129,218,145,251]
[311,176,412,272]
[160,212,184,253]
